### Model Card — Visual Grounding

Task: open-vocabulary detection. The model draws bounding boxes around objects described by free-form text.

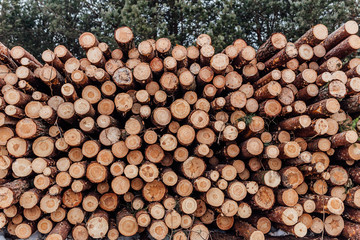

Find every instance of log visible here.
[322,35,360,62]
[45,221,71,240]
[265,43,298,70]
[267,206,299,226]
[256,33,287,62]
[234,220,264,240]
[86,210,109,238]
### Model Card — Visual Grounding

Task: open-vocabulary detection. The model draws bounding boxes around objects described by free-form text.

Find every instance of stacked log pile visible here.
[0,21,360,240]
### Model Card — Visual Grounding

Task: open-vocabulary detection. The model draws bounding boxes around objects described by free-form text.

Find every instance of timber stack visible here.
[0,20,360,240]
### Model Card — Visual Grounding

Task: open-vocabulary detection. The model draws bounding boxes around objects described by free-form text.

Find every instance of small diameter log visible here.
[317,57,343,74]
[298,44,314,62]
[256,33,287,62]
[233,46,256,69]
[45,221,71,240]
[346,65,360,79]
[279,166,304,189]
[342,220,360,240]
[250,186,275,210]
[265,42,298,70]
[322,35,360,62]
[254,81,281,101]
[295,118,328,138]
[267,206,299,226]
[330,130,358,149]
[321,20,358,51]
[335,143,360,161]
[16,118,46,139]
[274,222,307,238]
[295,24,328,47]
[234,220,265,240]
[305,194,344,215]
[316,80,347,100]
[0,179,29,209]
[324,214,344,236]
[293,69,317,88]
[278,115,311,131]
[252,170,281,188]
[116,209,138,237]
[85,210,109,239]
[277,188,299,207]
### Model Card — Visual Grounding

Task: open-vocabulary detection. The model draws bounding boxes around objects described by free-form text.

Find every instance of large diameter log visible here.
[210,53,229,74]
[0,42,12,63]
[307,98,340,117]
[240,137,263,158]
[330,130,358,148]
[181,157,206,179]
[341,93,360,113]
[10,46,42,66]
[278,141,301,159]
[254,81,281,101]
